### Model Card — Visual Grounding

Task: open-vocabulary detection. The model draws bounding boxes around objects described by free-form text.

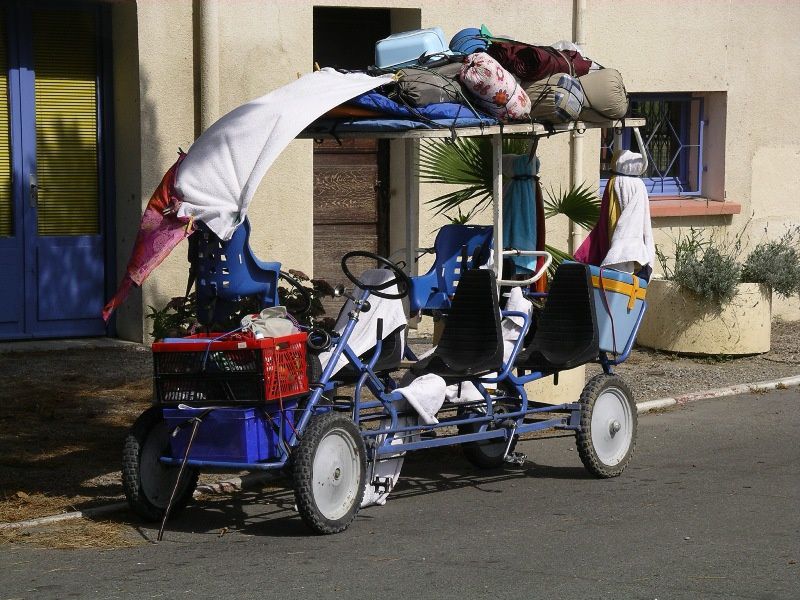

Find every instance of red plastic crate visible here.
[152,332,308,403]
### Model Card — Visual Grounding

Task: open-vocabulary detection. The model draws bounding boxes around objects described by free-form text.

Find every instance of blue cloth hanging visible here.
[502,154,540,273]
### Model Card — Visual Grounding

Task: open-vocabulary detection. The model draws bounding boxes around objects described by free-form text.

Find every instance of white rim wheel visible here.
[590,386,634,466]
[293,413,366,534]
[312,427,361,521]
[576,374,637,478]
[122,407,198,522]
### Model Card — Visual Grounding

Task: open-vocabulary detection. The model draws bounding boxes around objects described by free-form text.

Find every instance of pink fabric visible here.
[574,179,612,266]
[459,52,531,121]
[103,154,194,321]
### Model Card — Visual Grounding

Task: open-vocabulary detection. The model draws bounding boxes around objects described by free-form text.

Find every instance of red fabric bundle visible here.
[487,40,592,81]
[574,180,612,267]
[102,153,194,321]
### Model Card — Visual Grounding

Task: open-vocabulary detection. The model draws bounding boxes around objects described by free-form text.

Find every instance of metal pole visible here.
[404,139,419,278]
[569,0,588,254]
[197,0,220,134]
[492,133,503,285]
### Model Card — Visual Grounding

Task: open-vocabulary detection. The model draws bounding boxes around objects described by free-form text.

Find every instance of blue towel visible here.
[502,155,540,273]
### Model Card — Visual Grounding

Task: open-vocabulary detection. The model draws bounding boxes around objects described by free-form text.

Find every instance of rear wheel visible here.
[459,407,516,469]
[293,413,366,534]
[576,374,637,478]
[122,407,199,522]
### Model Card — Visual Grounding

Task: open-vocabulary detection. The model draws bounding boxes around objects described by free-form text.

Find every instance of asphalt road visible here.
[2,388,798,599]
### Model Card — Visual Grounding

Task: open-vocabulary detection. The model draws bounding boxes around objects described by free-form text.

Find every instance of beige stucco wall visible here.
[114,0,800,341]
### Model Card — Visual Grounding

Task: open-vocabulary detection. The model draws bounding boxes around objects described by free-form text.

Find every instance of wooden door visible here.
[313,137,389,288]
[312,7,390,312]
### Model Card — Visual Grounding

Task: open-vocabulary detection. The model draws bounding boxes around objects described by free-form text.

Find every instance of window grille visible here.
[601,94,704,196]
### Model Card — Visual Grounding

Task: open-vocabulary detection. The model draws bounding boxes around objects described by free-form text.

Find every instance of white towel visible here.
[319,269,407,376]
[360,415,417,508]
[395,373,447,425]
[602,150,655,271]
[175,69,394,240]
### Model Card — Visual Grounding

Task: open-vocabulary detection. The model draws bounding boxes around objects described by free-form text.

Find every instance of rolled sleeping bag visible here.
[523,73,585,123]
[460,52,531,121]
[395,62,466,107]
[577,68,629,122]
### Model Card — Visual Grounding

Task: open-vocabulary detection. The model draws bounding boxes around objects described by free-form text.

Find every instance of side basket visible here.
[588,266,648,356]
[152,332,309,405]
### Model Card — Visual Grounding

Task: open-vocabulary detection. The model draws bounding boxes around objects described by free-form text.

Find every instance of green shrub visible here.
[657,225,800,305]
[656,228,741,305]
[741,228,800,298]
[674,246,741,304]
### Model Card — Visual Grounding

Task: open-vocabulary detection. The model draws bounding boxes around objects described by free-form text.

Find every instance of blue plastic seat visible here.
[193,218,281,325]
[408,224,493,315]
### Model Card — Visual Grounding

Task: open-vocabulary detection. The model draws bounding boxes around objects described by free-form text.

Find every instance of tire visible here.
[293,412,366,534]
[459,409,516,469]
[122,407,199,522]
[576,374,637,478]
[306,351,323,386]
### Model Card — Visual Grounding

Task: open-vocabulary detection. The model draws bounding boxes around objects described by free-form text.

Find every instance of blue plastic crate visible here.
[164,403,297,463]
[588,265,648,355]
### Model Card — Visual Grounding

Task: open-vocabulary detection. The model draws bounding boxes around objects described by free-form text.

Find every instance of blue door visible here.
[0,4,110,340]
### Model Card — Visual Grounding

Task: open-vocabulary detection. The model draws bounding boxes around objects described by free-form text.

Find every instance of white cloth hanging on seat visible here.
[319,269,408,376]
[601,150,655,272]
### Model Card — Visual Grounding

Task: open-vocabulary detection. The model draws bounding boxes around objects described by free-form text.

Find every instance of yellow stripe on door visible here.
[0,11,11,237]
[33,9,99,237]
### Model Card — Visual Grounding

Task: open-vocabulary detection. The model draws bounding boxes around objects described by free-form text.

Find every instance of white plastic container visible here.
[375,27,451,69]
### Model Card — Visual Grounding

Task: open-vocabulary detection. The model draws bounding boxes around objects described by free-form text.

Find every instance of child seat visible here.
[515,262,599,372]
[409,224,493,315]
[411,269,504,380]
[192,218,281,325]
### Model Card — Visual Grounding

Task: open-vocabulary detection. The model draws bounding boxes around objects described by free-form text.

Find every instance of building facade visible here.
[1,0,797,342]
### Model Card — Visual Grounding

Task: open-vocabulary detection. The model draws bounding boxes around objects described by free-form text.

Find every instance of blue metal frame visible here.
[601,94,704,197]
[160,288,597,471]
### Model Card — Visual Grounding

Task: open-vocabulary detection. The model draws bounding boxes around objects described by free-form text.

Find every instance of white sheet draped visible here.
[175,69,393,239]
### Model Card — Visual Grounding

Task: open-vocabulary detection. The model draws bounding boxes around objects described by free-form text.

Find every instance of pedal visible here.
[372,476,392,494]
[503,451,527,466]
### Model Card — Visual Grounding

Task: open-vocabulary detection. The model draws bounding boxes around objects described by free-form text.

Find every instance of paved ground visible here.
[2,388,798,599]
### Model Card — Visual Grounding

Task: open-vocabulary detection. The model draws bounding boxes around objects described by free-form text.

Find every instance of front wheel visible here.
[122,407,199,522]
[576,374,637,478]
[293,413,366,534]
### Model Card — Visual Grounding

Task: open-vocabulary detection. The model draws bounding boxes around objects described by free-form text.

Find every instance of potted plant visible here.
[146,269,335,341]
[638,227,800,355]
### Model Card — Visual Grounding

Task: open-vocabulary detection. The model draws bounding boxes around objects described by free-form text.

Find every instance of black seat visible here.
[336,325,406,381]
[516,262,599,372]
[411,269,504,380]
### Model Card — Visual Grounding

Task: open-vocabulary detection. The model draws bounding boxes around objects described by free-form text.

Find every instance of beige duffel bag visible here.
[578,68,629,122]
[523,73,585,123]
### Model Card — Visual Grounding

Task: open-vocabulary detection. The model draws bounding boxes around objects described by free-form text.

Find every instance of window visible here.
[601,94,705,196]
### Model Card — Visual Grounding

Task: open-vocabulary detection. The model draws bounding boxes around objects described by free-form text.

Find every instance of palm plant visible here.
[418,137,600,274]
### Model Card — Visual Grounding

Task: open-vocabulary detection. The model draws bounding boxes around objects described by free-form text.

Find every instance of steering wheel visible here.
[278,270,312,315]
[340,251,411,300]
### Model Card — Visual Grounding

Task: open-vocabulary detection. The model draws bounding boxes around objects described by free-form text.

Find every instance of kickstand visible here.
[502,423,527,466]
[157,410,209,542]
